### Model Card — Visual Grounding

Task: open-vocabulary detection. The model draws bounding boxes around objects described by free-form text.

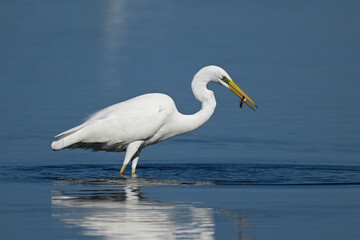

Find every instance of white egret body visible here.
[51,66,257,175]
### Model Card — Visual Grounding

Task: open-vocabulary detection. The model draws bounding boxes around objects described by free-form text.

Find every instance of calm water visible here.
[1,0,360,239]
[1,164,360,239]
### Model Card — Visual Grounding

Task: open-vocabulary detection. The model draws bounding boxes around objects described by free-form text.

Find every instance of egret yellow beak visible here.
[223,77,258,111]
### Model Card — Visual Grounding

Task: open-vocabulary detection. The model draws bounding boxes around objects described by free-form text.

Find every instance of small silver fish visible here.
[240,97,247,108]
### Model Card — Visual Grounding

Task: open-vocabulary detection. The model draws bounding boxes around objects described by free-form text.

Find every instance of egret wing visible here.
[52,93,175,151]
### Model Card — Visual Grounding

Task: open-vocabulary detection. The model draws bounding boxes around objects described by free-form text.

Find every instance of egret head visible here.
[199,65,258,111]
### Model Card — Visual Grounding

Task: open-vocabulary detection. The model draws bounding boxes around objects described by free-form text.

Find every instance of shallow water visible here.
[2,163,360,186]
[1,164,360,239]
[1,0,360,239]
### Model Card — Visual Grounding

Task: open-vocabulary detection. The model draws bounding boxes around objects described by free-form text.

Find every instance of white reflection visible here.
[102,0,127,86]
[52,182,214,239]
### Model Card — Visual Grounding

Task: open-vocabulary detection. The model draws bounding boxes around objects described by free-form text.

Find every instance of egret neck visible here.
[174,73,217,134]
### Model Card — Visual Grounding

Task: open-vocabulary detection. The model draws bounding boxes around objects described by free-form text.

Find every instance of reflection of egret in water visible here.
[52,179,215,239]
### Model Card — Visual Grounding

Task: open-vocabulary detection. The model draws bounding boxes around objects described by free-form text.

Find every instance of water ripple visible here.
[1,163,360,186]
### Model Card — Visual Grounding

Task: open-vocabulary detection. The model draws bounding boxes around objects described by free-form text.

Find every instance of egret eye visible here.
[221,76,230,84]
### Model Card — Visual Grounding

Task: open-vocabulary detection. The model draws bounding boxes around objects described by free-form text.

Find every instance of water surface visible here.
[1,163,360,239]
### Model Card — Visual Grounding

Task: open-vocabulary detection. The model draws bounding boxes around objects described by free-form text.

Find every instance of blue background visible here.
[1,0,359,166]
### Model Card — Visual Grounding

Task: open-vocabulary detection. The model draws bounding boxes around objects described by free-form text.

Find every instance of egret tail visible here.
[51,125,88,150]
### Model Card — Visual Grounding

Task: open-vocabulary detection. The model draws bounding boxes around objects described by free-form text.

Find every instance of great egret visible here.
[51,65,257,175]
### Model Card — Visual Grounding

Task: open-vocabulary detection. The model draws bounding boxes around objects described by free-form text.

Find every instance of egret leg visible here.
[120,141,143,175]
[131,154,140,175]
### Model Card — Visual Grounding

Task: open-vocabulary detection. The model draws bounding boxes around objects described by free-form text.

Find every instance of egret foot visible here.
[131,168,136,175]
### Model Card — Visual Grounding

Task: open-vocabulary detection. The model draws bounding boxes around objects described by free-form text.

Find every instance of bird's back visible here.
[51,93,176,152]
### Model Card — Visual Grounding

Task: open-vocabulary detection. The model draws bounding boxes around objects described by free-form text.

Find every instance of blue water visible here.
[1,164,360,239]
[1,0,360,239]
[2,163,360,186]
